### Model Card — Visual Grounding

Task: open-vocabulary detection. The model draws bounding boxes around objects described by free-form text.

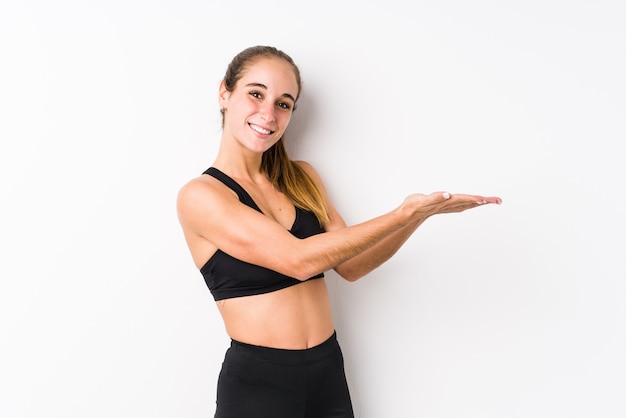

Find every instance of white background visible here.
[1,1,625,417]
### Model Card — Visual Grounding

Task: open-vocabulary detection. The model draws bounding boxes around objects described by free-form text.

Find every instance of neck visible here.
[213,141,265,182]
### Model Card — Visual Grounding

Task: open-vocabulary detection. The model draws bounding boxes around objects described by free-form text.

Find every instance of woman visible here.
[177,45,501,418]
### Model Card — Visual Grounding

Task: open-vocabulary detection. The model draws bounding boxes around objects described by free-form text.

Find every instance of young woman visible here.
[177,45,501,418]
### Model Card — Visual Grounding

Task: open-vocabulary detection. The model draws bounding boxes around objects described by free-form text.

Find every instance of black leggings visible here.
[214,331,354,418]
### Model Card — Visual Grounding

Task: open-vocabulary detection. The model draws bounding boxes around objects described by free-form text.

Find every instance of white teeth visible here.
[250,124,271,134]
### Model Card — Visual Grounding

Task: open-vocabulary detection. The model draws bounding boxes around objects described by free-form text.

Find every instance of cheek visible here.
[228,101,256,124]
[234,98,253,114]
[280,112,293,126]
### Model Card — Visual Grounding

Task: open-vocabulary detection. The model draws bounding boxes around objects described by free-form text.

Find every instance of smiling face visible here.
[219,57,299,155]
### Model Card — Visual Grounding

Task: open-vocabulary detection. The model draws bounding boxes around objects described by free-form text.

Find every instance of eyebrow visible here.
[245,83,296,103]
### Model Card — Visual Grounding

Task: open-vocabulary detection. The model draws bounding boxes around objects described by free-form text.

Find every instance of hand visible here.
[402,191,502,220]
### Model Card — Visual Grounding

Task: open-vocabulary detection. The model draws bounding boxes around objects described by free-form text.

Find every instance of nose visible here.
[259,100,276,123]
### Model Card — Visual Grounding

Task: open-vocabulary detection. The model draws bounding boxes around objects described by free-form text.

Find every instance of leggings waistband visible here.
[228,331,340,365]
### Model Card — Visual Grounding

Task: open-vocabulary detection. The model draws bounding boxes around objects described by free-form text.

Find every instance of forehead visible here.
[238,57,299,98]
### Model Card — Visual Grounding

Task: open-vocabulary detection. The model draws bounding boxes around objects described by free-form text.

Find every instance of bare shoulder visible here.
[293,159,315,172]
[177,175,219,210]
[293,160,324,184]
[176,174,238,233]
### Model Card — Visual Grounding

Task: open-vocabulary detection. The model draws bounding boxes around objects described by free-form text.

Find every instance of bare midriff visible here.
[215,279,335,350]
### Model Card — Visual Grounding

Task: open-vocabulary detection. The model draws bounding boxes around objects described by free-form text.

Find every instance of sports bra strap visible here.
[203,167,262,213]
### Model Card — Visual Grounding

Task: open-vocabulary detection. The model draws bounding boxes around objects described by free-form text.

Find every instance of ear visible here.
[218,80,230,110]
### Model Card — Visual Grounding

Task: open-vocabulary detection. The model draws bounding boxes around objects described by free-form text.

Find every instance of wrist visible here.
[393,203,416,227]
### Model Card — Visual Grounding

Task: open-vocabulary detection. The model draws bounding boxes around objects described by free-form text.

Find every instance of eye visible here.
[277,102,292,111]
[249,91,262,99]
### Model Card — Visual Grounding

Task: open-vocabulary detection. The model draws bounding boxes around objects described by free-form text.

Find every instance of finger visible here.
[475,196,502,205]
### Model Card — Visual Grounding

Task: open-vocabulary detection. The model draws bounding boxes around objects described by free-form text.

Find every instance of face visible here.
[219,57,299,154]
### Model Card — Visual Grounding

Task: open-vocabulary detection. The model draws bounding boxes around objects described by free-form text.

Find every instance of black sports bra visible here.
[200,167,325,301]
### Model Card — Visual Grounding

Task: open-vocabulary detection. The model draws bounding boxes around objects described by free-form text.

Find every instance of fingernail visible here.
[442,192,450,199]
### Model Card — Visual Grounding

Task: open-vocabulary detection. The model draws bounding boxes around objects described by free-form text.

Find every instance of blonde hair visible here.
[262,139,329,224]
[222,45,329,224]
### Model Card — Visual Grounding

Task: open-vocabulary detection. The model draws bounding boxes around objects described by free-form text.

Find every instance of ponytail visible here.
[262,139,329,224]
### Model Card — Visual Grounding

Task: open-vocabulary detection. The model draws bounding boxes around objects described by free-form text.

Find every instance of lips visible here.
[249,123,274,135]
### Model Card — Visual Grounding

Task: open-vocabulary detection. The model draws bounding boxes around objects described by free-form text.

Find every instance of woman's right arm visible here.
[177,176,494,280]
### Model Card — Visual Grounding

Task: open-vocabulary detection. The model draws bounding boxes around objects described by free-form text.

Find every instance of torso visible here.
[216,279,335,349]
[187,169,335,349]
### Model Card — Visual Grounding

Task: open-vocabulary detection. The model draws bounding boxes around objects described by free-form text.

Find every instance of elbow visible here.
[291,246,353,280]
[284,243,336,280]
[334,265,365,282]
[341,274,362,283]
[287,259,365,282]
[285,259,326,281]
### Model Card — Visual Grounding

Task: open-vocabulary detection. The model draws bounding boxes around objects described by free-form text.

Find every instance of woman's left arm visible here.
[332,218,425,281]
[296,161,429,282]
